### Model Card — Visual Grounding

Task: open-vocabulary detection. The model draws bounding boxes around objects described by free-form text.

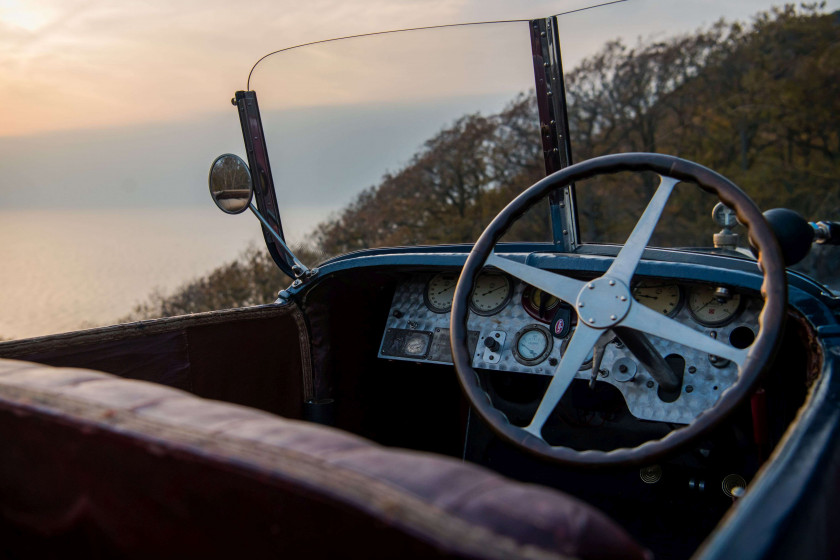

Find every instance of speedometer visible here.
[632,280,683,317]
[470,273,512,316]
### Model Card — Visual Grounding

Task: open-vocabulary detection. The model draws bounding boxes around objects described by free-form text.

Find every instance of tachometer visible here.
[632,280,683,317]
[470,272,512,316]
[688,285,742,327]
[424,272,458,313]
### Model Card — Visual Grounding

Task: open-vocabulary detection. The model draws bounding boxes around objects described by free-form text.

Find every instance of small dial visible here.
[404,333,430,356]
[688,285,742,327]
[424,272,458,313]
[633,280,683,317]
[522,285,561,322]
[470,273,512,316]
[513,325,553,366]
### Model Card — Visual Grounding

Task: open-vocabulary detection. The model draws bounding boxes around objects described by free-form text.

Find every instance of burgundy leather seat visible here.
[0,358,650,559]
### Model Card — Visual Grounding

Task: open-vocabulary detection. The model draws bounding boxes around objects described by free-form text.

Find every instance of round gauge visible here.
[522,285,561,322]
[688,285,742,327]
[424,272,458,313]
[404,333,430,357]
[470,273,512,316]
[560,331,595,370]
[632,280,683,317]
[513,325,553,366]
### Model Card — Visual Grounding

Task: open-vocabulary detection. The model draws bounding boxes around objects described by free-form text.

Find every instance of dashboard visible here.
[379,270,761,425]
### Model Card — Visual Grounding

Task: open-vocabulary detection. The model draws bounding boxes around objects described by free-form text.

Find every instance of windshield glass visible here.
[249,21,549,255]
[249,0,838,286]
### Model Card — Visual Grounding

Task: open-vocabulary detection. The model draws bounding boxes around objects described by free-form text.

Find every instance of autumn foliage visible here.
[126,4,839,320]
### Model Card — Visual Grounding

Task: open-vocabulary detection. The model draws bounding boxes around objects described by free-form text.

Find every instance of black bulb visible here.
[760,208,814,266]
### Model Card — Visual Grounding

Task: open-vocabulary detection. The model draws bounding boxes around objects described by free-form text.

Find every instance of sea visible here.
[0,207,325,340]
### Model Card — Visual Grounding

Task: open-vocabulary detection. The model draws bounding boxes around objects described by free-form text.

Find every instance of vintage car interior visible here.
[0,3,838,560]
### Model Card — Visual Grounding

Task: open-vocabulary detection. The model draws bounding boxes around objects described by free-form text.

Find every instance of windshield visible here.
[248,0,838,287]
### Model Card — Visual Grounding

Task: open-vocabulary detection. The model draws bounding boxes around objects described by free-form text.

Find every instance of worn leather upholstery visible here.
[0,358,650,560]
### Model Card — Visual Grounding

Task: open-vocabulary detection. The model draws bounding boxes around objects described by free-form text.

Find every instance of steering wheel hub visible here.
[575,277,631,328]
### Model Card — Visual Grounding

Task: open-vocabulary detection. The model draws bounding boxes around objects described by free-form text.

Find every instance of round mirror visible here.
[208,154,253,214]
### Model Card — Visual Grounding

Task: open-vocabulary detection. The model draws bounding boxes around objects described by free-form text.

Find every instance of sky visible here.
[0,0,837,338]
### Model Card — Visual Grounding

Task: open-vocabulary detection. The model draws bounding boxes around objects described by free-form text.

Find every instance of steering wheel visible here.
[450,153,786,467]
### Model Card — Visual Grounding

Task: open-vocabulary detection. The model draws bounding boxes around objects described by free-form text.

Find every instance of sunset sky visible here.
[1,0,836,338]
[3,0,825,137]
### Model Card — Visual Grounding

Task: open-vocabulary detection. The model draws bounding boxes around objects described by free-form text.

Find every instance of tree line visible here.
[123,4,839,321]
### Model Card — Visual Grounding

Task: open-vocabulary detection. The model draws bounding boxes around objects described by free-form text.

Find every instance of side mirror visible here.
[208,154,253,214]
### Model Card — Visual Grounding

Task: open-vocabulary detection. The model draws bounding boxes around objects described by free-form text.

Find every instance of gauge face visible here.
[522,285,561,322]
[470,273,512,316]
[633,281,683,317]
[403,333,430,356]
[513,325,553,365]
[688,285,742,327]
[424,272,458,313]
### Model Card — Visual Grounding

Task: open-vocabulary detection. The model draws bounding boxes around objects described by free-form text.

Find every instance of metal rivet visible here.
[688,366,697,374]
[686,385,694,393]
[588,283,594,289]
[620,296,628,301]
[541,31,546,37]
[609,280,615,286]
[647,381,655,388]
[610,314,617,320]
[589,318,596,324]
[578,302,585,308]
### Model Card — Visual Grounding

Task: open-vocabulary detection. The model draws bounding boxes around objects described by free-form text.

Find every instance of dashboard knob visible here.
[483,337,500,352]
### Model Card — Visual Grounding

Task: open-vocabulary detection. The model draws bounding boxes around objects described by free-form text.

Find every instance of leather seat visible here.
[0,358,650,559]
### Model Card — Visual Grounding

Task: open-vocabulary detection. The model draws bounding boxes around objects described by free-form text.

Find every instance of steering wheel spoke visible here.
[486,253,584,304]
[525,324,603,438]
[606,175,679,284]
[622,303,748,366]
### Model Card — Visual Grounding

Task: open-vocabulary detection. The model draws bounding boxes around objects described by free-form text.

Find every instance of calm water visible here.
[0,207,324,340]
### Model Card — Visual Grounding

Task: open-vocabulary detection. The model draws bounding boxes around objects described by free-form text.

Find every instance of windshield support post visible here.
[234,90,300,279]
[530,17,579,252]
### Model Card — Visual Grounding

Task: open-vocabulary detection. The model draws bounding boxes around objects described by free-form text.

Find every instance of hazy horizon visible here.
[2,0,836,340]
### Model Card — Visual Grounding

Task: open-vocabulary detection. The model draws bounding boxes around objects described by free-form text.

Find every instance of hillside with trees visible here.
[123,4,839,321]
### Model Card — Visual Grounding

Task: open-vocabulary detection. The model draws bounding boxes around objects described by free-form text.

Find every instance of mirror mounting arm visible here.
[248,202,314,284]
[234,90,298,278]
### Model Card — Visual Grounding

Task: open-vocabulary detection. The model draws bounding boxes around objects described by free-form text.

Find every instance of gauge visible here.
[403,333,430,357]
[513,325,553,366]
[470,273,512,316]
[560,331,595,370]
[522,285,562,322]
[688,285,742,327]
[424,272,458,313]
[632,280,683,317]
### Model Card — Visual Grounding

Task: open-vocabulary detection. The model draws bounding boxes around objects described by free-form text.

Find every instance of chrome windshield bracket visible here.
[530,16,578,252]
[249,202,316,284]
